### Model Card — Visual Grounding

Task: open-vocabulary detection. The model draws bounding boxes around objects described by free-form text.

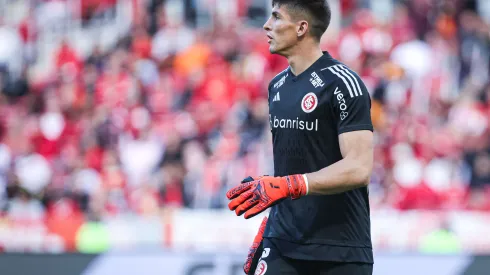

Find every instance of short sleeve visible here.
[329,76,373,134]
[267,80,273,132]
[267,81,273,107]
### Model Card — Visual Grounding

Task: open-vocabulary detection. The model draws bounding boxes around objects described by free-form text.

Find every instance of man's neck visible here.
[287,44,324,76]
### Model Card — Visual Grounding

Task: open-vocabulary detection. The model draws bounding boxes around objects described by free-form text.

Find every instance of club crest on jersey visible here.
[301,92,318,113]
[255,260,268,275]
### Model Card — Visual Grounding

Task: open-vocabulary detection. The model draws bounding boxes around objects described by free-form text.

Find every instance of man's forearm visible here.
[305,157,371,195]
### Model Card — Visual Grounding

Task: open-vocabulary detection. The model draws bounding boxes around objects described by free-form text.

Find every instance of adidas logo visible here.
[272,92,281,102]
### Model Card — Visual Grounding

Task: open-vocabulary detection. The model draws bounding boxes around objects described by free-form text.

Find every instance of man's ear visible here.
[297,20,309,37]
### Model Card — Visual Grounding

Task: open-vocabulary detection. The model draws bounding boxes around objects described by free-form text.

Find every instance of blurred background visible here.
[0,0,490,274]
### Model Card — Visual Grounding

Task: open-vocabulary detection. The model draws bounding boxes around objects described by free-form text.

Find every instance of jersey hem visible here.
[264,237,374,264]
[338,124,374,135]
[264,236,372,249]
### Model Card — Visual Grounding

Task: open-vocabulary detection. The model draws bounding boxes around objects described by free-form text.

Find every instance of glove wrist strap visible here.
[285,174,308,199]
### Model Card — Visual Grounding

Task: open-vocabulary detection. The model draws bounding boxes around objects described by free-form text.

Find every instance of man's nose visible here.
[263,18,272,31]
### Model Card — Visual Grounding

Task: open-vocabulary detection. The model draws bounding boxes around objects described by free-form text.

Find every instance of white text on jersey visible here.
[269,115,319,131]
[309,72,324,88]
[273,74,288,89]
[334,87,349,120]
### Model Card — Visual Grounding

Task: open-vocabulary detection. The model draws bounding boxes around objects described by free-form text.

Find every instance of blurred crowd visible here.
[0,0,489,228]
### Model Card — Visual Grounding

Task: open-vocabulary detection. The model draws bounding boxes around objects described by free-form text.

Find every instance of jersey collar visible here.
[289,51,332,82]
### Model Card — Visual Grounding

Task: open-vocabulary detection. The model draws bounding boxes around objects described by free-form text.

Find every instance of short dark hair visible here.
[272,0,331,41]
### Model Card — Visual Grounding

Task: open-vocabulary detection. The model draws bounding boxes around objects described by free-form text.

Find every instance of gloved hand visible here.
[226,174,308,219]
[245,216,268,274]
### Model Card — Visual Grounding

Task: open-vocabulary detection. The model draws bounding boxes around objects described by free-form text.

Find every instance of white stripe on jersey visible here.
[336,65,362,96]
[323,66,354,98]
[321,65,362,98]
[333,65,359,97]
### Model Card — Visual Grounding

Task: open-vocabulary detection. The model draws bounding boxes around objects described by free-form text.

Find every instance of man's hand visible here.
[226,175,308,219]
[244,216,268,274]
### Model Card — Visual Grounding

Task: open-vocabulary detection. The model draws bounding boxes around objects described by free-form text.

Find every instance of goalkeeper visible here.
[226,0,374,274]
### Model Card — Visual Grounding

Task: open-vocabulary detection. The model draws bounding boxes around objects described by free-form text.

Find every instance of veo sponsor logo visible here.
[334,87,348,120]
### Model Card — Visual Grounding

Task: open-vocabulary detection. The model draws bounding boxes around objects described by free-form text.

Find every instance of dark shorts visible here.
[252,239,373,275]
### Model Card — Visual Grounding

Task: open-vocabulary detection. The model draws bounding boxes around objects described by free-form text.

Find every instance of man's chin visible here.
[269,45,286,55]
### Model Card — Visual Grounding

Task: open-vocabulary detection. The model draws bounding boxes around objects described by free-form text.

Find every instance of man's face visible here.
[263,5,300,55]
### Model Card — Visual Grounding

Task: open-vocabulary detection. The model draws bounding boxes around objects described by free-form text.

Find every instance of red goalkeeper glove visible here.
[226,174,308,219]
[244,216,268,274]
